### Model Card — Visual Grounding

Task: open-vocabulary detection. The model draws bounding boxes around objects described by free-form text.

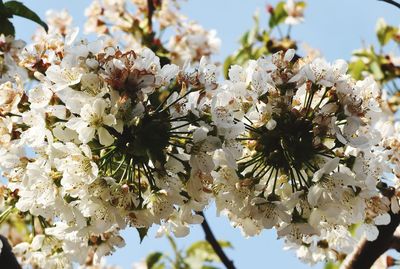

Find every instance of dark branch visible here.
[390,227,400,251]
[378,0,400,9]
[0,235,21,269]
[146,0,156,33]
[341,212,400,269]
[198,212,236,269]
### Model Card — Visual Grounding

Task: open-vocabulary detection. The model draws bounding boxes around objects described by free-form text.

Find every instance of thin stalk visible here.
[197,212,236,269]
[0,207,13,224]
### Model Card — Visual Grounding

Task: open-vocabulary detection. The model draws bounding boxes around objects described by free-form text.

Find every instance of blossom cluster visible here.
[212,50,397,264]
[84,0,220,66]
[0,0,399,268]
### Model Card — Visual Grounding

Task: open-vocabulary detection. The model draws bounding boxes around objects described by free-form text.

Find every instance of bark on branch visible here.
[146,0,155,33]
[378,0,400,9]
[146,0,162,33]
[198,212,236,269]
[0,235,21,269]
[340,212,400,269]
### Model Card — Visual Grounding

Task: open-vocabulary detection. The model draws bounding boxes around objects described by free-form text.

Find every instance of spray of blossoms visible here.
[0,19,221,268]
[211,49,398,264]
[0,0,400,268]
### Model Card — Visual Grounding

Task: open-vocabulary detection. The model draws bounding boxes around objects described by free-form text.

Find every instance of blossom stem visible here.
[154,87,178,113]
[288,167,298,191]
[254,165,272,181]
[198,212,236,269]
[272,170,279,194]
[313,87,329,111]
[287,25,292,38]
[111,155,125,176]
[169,118,202,130]
[265,167,275,186]
[0,207,13,224]
[137,164,143,207]
[276,25,284,39]
[159,89,199,113]
[243,115,253,125]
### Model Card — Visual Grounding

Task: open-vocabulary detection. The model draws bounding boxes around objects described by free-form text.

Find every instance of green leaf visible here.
[348,223,359,237]
[324,261,340,269]
[297,1,307,8]
[376,18,396,46]
[152,264,166,269]
[223,55,234,79]
[252,46,268,59]
[186,240,232,263]
[239,31,250,47]
[0,17,15,36]
[167,235,178,252]
[4,1,48,32]
[348,59,366,80]
[370,61,384,81]
[136,227,149,243]
[0,0,13,18]
[146,252,163,268]
[261,30,270,43]
[268,1,288,29]
[247,11,260,44]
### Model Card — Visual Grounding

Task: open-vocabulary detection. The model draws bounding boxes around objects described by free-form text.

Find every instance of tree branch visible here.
[0,235,21,269]
[340,212,400,269]
[390,227,400,252]
[198,212,236,269]
[378,0,400,9]
[146,0,156,33]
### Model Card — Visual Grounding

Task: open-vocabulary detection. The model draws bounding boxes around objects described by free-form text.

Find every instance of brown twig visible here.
[391,228,400,252]
[340,212,400,269]
[0,235,21,269]
[146,0,156,33]
[198,212,236,269]
[378,0,400,9]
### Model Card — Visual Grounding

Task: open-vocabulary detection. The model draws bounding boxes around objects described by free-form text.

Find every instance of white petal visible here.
[31,235,45,251]
[103,114,116,127]
[93,99,107,115]
[307,185,321,206]
[391,197,400,214]
[374,213,391,226]
[173,225,190,238]
[323,157,340,174]
[364,224,379,241]
[98,127,114,146]
[79,126,95,144]
[284,49,295,62]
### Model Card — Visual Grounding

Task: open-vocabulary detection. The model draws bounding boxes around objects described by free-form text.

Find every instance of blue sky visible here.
[12,0,400,268]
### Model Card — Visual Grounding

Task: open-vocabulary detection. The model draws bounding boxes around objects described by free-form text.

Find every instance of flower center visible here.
[253,111,315,171]
[116,112,171,165]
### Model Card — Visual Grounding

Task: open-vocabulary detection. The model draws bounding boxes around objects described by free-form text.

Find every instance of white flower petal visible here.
[98,127,114,146]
